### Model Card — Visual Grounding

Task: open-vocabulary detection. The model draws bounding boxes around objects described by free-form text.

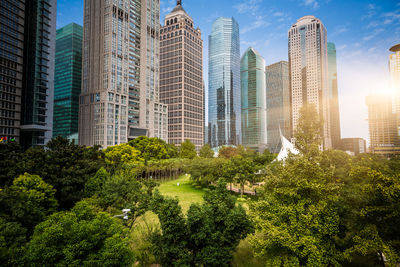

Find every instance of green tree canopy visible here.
[250,156,343,266]
[104,143,142,167]
[199,144,214,158]
[129,136,177,161]
[218,146,239,159]
[26,201,135,266]
[16,137,105,210]
[179,139,197,159]
[294,103,324,155]
[0,173,58,233]
[151,181,253,266]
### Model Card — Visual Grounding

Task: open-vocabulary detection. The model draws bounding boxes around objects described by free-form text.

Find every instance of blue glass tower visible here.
[208,17,240,148]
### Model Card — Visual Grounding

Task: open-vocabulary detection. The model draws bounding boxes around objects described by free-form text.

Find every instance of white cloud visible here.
[303,0,319,9]
[362,28,384,41]
[241,16,270,34]
[273,12,285,17]
[332,25,349,36]
[234,0,263,16]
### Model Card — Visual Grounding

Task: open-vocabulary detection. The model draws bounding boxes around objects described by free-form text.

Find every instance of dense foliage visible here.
[0,125,400,266]
[151,180,254,266]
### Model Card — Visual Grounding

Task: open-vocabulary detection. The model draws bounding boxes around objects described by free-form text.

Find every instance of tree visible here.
[218,146,239,159]
[26,201,135,266]
[180,139,197,159]
[98,174,157,228]
[249,156,344,266]
[129,136,176,162]
[229,156,259,198]
[0,173,58,233]
[84,167,110,197]
[294,103,324,155]
[0,141,23,187]
[17,136,105,210]
[199,144,214,158]
[104,143,142,167]
[0,218,27,266]
[151,181,253,266]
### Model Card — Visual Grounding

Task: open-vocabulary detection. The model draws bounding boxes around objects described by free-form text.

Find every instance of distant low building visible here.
[340,138,366,155]
[366,95,400,156]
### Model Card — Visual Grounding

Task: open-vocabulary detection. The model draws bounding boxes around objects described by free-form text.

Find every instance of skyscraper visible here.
[366,95,400,156]
[288,16,331,149]
[79,0,168,148]
[327,42,341,149]
[240,47,267,152]
[159,0,204,150]
[53,23,83,141]
[390,44,400,129]
[266,61,291,153]
[0,0,25,143]
[0,0,57,148]
[208,17,240,148]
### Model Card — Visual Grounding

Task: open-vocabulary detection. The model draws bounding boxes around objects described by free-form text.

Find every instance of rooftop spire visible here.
[177,0,181,5]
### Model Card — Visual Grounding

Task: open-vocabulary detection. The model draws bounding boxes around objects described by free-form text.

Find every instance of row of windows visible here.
[0,118,15,126]
[1,101,16,110]
[0,109,15,118]
[0,126,15,135]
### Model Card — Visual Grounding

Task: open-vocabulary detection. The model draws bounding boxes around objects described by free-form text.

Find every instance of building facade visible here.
[266,61,291,153]
[366,95,400,156]
[79,0,167,148]
[240,47,267,152]
[288,16,331,149]
[327,42,341,149]
[159,0,204,150]
[0,0,25,143]
[0,0,56,148]
[208,17,240,148]
[340,138,366,155]
[53,23,82,140]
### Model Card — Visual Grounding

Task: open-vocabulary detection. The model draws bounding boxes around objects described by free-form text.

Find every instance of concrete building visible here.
[266,61,291,153]
[240,47,267,152]
[366,95,400,156]
[0,0,57,148]
[288,16,331,149]
[159,0,204,150]
[208,17,241,148]
[79,0,167,148]
[328,42,341,149]
[340,138,367,155]
[53,23,82,141]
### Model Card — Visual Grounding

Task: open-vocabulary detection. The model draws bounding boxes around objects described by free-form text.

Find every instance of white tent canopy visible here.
[276,129,300,161]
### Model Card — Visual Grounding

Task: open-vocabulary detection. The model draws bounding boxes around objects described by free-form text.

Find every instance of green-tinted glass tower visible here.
[53,23,83,140]
[240,47,267,152]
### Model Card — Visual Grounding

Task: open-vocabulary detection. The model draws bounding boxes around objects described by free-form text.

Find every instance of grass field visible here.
[158,174,205,212]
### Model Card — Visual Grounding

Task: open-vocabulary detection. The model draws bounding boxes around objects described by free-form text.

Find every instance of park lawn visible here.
[158,174,205,213]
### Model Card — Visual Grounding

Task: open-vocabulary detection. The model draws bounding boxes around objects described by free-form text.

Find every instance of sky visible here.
[57,0,400,143]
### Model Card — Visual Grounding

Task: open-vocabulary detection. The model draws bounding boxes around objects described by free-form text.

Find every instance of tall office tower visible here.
[80,0,167,148]
[240,47,267,152]
[159,0,204,150]
[390,44,400,133]
[0,0,25,143]
[266,61,291,153]
[208,17,240,148]
[0,0,57,148]
[327,42,341,149]
[22,0,57,148]
[366,95,400,156]
[53,23,82,141]
[288,16,331,149]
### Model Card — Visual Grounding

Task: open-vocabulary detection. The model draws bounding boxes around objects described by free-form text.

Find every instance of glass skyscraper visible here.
[0,0,57,148]
[53,23,83,140]
[208,17,240,148]
[266,61,291,153]
[288,16,331,149]
[240,47,267,152]
[327,42,341,149]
